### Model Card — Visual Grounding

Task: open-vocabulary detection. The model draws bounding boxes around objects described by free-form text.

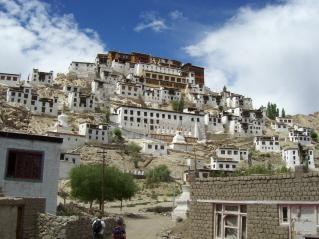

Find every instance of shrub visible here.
[146,165,171,185]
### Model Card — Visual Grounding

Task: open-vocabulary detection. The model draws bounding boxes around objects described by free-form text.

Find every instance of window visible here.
[148,144,152,149]
[221,150,225,155]
[215,204,247,239]
[6,149,43,181]
[279,206,290,225]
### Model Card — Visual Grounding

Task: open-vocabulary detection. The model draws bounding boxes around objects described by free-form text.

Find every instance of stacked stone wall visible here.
[38,214,116,239]
[190,172,319,239]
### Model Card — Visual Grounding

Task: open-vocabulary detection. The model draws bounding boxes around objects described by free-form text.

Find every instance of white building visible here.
[7,86,58,116]
[241,97,253,110]
[282,146,315,170]
[68,61,96,78]
[59,153,81,179]
[134,63,182,77]
[47,131,86,152]
[288,130,311,145]
[113,106,206,140]
[254,136,281,153]
[139,139,167,156]
[27,68,54,85]
[0,131,63,214]
[216,146,249,161]
[0,72,21,86]
[116,82,143,99]
[187,93,218,109]
[276,117,293,127]
[271,122,289,133]
[143,87,181,104]
[79,123,110,144]
[204,113,224,133]
[63,85,80,96]
[67,92,95,112]
[211,146,249,172]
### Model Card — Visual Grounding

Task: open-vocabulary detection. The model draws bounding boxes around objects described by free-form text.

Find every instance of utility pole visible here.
[193,143,198,178]
[97,147,107,215]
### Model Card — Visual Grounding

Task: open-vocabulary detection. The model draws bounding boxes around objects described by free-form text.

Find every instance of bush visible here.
[146,165,171,185]
[311,132,318,142]
[112,128,122,142]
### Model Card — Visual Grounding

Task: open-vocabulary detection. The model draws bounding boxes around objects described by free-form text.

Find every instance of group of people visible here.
[92,214,126,239]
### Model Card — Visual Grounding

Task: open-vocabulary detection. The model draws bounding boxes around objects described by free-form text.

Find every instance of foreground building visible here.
[190,170,319,239]
[0,131,62,214]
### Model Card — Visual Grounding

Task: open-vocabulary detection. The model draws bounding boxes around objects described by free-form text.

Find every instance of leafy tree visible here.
[112,128,122,142]
[124,143,142,168]
[281,108,286,117]
[70,164,137,209]
[311,131,318,142]
[115,173,138,211]
[171,97,185,112]
[223,85,227,92]
[104,109,111,124]
[146,165,171,185]
[266,102,280,120]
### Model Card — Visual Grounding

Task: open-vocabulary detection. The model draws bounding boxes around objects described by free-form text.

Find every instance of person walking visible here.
[92,214,106,239]
[112,217,126,239]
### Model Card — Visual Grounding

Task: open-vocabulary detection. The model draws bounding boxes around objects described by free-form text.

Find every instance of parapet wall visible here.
[189,172,319,239]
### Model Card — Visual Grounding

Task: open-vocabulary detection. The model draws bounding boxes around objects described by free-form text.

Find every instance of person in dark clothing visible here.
[92,214,106,239]
[112,217,126,239]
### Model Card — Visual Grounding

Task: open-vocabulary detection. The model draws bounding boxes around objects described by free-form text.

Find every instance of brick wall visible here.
[190,172,319,239]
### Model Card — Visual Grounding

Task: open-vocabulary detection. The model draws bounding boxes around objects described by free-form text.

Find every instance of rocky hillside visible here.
[293,112,319,132]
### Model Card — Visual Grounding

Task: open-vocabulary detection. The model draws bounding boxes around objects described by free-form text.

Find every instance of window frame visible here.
[5,148,44,182]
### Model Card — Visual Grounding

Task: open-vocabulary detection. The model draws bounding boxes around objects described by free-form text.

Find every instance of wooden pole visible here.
[97,148,107,215]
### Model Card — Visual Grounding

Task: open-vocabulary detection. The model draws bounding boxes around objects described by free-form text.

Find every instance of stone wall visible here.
[190,172,319,239]
[38,214,117,239]
[0,197,45,239]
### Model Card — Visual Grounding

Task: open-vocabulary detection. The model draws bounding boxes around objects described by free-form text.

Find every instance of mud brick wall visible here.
[189,172,319,239]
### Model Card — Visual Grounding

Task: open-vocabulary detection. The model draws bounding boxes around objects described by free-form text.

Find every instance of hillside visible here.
[293,112,319,132]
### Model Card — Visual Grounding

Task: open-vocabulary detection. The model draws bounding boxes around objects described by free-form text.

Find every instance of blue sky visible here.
[43,0,281,64]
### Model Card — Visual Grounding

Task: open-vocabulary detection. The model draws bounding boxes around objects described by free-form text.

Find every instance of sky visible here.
[0,0,318,114]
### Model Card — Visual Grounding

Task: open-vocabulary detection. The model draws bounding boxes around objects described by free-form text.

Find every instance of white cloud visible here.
[185,0,319,114]
[134,11,169,32]
[169,10,185,20]
[0,0,105,78]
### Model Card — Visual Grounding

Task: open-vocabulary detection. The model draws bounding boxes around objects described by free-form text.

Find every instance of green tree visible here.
[112,128,122,142]
[70,164,137,209]
[104,109,111,124]
[223,85,227,92]
[281,108,286,117]
[171,96,185,112]
[146,165,171,185]
[125,143,142,168]
[266,102,280,120]
[115,173,138,211]
[311,131,318,142]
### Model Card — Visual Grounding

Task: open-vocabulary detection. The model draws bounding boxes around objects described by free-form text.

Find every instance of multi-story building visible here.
[78,123,110,144]
[116,82,143,99]
[113,105,206,140]
[95,51,205,87]
[46,131,86,152]
[271,122,289,133]
[276,117,293,127]
[7,86,58,116]
[143,87,181,104]
[63,85,80,96]
[0,72,21,86]
[187,93,218,109]
[254,136,280,153]
[282,146,315,170]
[211,146,249,172]
[67,91,95,112]
[68,61,96,78]
[288,129,311,145]
[204,113,224,133]
[27,68,54,85]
